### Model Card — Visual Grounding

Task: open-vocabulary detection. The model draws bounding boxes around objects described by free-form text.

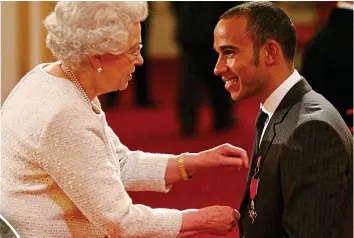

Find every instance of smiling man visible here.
[213,2,353,238]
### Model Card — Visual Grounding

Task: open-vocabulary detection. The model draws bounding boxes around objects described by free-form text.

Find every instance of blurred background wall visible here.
[1,1,335,104]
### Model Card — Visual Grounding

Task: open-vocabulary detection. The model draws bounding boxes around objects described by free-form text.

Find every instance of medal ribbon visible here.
[249,156,262,200]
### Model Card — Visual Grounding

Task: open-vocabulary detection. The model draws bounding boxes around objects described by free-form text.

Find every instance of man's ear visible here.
[89,55,102,70]
[263,40,278,66]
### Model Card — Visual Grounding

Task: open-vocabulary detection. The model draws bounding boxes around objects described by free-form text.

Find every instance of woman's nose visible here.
[135,53,144,66]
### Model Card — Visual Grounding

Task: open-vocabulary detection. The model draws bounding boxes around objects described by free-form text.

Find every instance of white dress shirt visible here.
[259,70,302,144]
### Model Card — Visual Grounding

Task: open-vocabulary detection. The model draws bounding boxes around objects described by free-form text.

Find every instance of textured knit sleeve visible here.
[106,126,176,192]
[280,120,352,238]
[36,107,182,238]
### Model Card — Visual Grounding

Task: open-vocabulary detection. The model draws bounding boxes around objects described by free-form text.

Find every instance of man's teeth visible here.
[225,79,237,86]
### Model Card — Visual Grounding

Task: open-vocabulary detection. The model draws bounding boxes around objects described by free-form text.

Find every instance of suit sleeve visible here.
[279,120,351,238]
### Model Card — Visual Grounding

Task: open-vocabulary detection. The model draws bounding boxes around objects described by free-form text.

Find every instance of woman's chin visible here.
[118,82,129,91]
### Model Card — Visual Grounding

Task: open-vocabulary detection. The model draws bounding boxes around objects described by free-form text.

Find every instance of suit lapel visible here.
[240,78,312,208]
[259,78,312,157]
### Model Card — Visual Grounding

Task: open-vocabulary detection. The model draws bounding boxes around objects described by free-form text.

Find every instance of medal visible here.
[248,156,261,224]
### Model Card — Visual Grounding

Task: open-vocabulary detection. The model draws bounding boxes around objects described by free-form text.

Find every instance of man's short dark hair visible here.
[221,1,296,66]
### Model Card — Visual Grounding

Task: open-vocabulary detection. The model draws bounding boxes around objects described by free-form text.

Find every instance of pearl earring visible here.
[97,67,103,73]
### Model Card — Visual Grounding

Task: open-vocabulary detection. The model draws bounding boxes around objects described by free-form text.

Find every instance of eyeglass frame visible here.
[123,43,143,61]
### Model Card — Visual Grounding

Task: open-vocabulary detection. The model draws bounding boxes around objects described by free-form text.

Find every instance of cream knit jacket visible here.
[1,64,182,237]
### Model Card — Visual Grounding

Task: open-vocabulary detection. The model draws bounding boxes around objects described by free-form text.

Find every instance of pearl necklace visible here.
[59,62,91,106]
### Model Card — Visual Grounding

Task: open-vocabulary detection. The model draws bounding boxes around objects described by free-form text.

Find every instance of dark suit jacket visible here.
[239,78,353,238]
[301,7,353,128]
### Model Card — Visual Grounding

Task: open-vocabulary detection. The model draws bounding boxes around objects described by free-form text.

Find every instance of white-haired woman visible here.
[1,2,248,237]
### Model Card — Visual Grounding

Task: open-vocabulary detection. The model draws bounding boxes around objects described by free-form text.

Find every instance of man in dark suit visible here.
[302,1,353,131]
[213,2,353,238]
[171,2,237,136]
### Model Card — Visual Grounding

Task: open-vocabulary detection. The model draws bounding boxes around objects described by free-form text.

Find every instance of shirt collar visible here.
[260,69,301,119]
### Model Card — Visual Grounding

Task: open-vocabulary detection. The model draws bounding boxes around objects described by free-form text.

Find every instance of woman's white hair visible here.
[44,1,148,67]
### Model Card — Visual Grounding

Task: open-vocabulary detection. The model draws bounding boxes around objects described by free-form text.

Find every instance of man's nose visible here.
[214,57,227,76]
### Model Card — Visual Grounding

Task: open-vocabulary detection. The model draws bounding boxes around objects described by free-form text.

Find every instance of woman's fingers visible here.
[218,144,249,168]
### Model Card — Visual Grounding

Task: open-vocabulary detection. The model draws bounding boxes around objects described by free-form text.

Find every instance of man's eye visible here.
[224,50,235,56]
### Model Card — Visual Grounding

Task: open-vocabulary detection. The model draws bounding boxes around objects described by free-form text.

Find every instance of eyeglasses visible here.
[124,43,143,61]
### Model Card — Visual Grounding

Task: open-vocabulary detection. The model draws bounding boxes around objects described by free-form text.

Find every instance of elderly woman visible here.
[1,2,248,237]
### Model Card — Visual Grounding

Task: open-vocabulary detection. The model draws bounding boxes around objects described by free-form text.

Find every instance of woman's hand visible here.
[165,143,248,185]
[200,206,240,235]
[179,206,240,237]
[184,143,249,173]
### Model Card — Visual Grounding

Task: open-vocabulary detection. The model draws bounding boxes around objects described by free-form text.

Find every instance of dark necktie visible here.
[255,109,268,153]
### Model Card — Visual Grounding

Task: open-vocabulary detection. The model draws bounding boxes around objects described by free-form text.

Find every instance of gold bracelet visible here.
[178,153,191,180]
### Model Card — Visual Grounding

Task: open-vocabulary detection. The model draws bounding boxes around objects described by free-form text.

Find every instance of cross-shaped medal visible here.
[248,200,257,224]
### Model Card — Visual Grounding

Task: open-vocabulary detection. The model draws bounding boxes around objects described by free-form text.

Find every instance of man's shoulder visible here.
[300,90,340,118]
[280,88,347,131]
[292,90,351,136]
